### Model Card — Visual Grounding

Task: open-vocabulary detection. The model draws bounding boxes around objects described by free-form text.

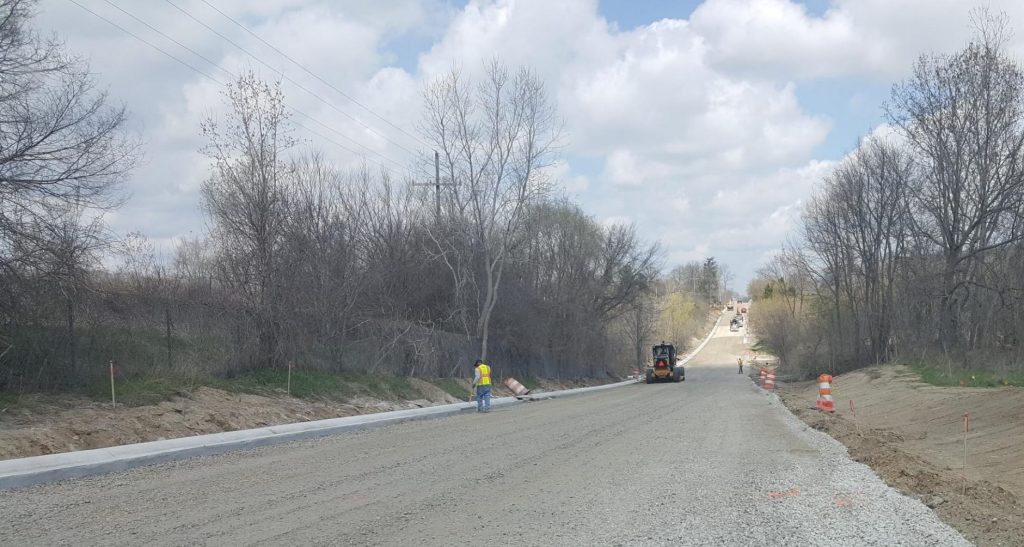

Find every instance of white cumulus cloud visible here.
[33,0,1024,286]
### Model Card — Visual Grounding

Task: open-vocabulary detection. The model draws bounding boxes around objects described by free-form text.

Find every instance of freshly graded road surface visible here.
[0,326,967,546]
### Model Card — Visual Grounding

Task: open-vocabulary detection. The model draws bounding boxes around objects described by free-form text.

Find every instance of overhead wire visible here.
[158,0,423,158]
[99,0,409,168]
[194,0,431,150]
[67,0,407,173]
[67,0,223,83]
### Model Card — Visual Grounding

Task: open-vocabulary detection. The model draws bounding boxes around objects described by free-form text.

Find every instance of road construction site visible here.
[0,323,968,546]
[778,366,1024,546]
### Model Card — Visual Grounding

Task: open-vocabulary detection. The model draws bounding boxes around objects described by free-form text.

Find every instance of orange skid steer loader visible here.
[646,342,685,383]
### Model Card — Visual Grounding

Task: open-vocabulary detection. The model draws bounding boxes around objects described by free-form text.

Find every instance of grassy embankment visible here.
[0,370,454,411]
[0,324,480,410]
[909,362,1024,388]
[749,341,773,356]
[1,322,579,412]
[744,335,1022,388]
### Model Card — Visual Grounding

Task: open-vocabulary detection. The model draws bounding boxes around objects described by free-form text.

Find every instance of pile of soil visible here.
[0,376,612,461]
[777,365,1024,546]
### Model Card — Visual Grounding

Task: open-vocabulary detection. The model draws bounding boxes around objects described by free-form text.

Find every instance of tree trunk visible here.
[477,256,506,361]
[940,254,960,352]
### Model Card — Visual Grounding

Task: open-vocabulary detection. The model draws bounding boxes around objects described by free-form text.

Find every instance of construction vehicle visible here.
[646,342,685,383]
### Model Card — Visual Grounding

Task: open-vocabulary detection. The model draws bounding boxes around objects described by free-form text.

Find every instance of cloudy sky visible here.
[33,0,1024,290]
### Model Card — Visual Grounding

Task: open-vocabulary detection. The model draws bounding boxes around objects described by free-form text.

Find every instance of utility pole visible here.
[413,150,453,219]
[434,150,440,218]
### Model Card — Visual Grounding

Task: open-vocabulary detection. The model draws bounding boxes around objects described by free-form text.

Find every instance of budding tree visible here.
[200,72,294,367]
[887,10,1024,351]
[421,61,560,360]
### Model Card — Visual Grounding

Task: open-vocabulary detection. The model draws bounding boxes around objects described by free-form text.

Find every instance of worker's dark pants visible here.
[476,385,492,412]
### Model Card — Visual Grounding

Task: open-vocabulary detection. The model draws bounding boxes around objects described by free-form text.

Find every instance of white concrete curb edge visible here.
[679,310,724,367]
[0,378,637,490]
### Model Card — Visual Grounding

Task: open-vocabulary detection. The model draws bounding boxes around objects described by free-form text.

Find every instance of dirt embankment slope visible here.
[0,377,604,461]
[777,365,1024,546]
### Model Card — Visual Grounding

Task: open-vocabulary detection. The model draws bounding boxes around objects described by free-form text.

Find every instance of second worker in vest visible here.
[473,360,492,413]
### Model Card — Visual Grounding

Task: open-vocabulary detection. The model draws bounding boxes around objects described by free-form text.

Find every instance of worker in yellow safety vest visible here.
[472,360,492,413]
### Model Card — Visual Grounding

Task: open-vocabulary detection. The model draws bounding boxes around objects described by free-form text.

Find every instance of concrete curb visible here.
[679,311,723,367]
[0,378,637,490]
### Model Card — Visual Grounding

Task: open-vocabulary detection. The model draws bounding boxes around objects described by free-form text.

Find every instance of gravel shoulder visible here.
[778,366,1024,546]
[0,326,967,546]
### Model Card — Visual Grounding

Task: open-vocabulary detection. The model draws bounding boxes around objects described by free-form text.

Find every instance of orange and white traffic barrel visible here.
[816,374,835,412]
[504,377,531,397]
[759,368,767,386]
[765,370,776,390]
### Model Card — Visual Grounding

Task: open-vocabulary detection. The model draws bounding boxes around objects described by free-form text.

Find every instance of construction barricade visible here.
[816,374,835,412]
[759,368,767,386]
[765,370,775,390]
[504,377,531,397]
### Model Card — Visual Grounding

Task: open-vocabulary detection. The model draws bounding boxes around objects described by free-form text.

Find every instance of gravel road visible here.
[0,325,968,546]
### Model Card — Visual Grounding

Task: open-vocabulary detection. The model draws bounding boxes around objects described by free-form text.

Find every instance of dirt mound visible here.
[0,385,455,461]
[0,376,613,461]
[778,366,1024,546]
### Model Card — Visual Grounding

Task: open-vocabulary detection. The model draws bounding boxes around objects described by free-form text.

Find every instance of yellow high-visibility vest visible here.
[478,364,492,386]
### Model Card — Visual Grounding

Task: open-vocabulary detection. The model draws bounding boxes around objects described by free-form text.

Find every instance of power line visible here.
[67,0,224,83]
[105,0,412,164]
[100,0,231,78]
[100,0,407,169]
[66,0,402,175]
[195,0,431,150]
[290,109,408,169]
[161,0,422,158]
[71,0,405,172]
[291,118,400,169]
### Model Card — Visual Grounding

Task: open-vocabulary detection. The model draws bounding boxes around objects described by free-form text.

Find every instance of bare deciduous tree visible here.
[756,12,1024,378]
[0,0,136,386]
[422,61,560,360]
[0,0,135,272]
[201,71,294,368]
[887,9,1024,351]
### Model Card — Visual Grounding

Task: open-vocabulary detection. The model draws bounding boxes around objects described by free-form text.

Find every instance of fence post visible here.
[109,360,116,409]
[962,412,969,495]
[287,361,294,396]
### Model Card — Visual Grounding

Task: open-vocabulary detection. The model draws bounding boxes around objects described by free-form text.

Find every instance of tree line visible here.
[749,12,1024,379]
[0,2,718,391]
